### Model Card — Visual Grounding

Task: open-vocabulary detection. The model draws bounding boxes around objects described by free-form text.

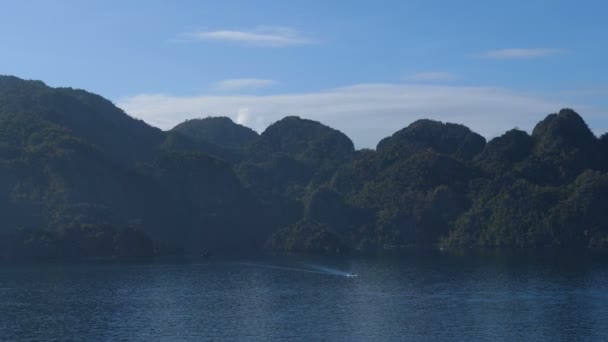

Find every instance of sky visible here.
[1,0,607,148]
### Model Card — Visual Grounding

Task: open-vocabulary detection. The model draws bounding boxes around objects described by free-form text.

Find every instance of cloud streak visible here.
[213,78,276,91]
[185,27,313,47]
[481,48,565,59]
[117,83,578,149]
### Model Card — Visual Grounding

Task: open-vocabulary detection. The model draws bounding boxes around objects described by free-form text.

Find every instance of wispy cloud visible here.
[481,48,565,59]
[213,78,276,91]
[409,72,457,82]
[184,26,313,47]
[118,83,577,149]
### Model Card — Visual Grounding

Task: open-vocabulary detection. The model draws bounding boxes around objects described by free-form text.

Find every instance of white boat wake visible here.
[300,263,358,277]
[240,262,357,278]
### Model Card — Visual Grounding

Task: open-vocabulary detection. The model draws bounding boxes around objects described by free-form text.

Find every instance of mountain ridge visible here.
[0,75,607,259]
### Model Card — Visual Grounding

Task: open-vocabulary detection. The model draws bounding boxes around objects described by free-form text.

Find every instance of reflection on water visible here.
[0,254,607,341]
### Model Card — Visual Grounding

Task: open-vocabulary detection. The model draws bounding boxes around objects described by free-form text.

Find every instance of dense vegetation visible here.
[0,75,607,259]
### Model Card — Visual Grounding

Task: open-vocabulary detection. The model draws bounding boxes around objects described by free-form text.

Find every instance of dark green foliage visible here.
[0,76,267,259]
[437,109,608,251]
[549,171,608,248]
[532,109,596,153]
[249,108,607,253]
[330,149,379,196]
[1,75,608,258]
[303,186,372,234]
[248,116,355,165]
[600,133,608,169]
[238,116,355,202]
[145,151,244,209]
[136,151,271,253]
[0,76,164,165]
[168,117,258,163]
[267,219,348,254]
[0,226,154,261]
[172,116,259,149]
[378,151,474,191]
[160,131,239,162]
[527,108,603,184]
[475,129,533,175]
[443,180,562,248]
[377,119,486,161]
[237,154,314,200]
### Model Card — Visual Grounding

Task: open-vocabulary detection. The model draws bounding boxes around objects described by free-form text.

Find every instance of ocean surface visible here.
[1,253,607,341]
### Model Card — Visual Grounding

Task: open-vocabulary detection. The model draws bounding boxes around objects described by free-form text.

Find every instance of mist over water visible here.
[1,255,608,341]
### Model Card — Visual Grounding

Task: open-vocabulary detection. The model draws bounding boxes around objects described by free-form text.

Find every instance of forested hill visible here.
[1,75,607,260]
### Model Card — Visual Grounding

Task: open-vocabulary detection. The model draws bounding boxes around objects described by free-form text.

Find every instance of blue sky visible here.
[1,0,607,147]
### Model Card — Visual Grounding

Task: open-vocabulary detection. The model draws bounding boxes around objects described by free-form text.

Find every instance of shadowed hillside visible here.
[1,75,607,259]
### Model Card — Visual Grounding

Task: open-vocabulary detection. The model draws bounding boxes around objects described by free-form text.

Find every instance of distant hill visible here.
[377,119,486,161]
[0,76,165,165]
[172,116,259,150]
[0,75,607,259]
[169,116,259,162]
[237,116,355,202]
[0,76,266,260]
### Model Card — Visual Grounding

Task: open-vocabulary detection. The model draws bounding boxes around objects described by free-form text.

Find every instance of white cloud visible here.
[481,48,564,59]
[409,72,457,82]
[213,78,276,91]
[117,83,575,149]
[185,27,313,47]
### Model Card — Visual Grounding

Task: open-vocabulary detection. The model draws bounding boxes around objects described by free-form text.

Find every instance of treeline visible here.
[0,75,606,259]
